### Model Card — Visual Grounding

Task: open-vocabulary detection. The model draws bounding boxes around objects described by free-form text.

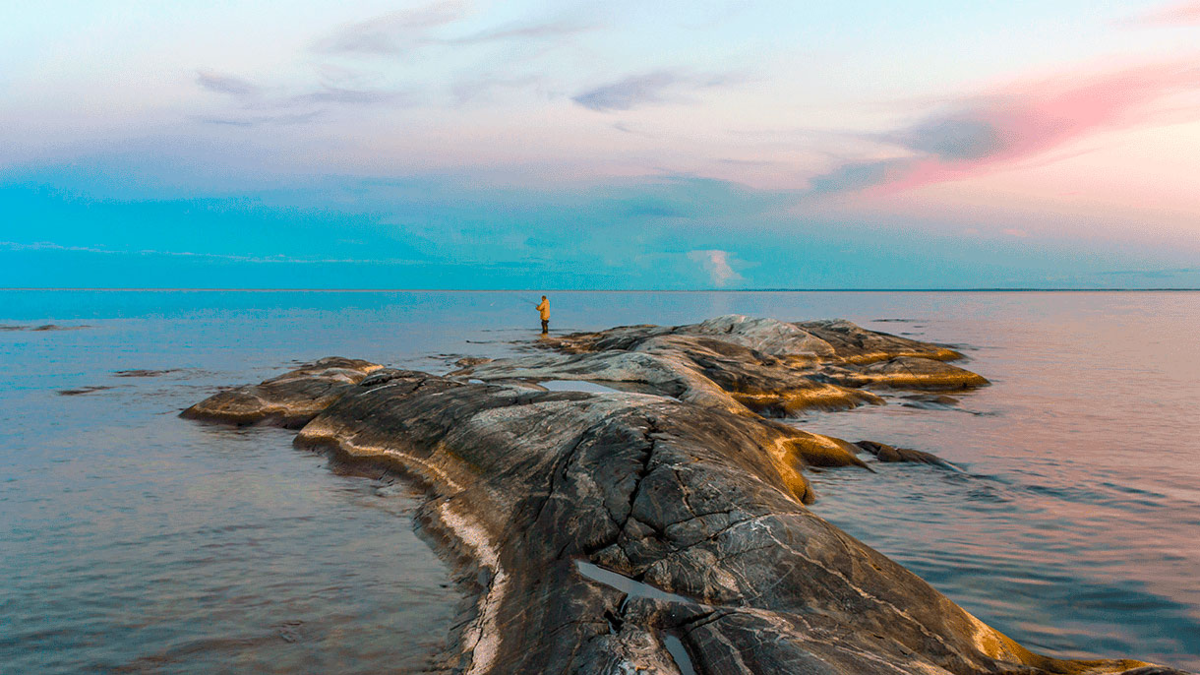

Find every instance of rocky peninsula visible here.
[183,316,1186,674]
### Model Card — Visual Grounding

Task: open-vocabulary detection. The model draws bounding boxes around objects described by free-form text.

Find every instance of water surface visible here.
[1,290,1196,671]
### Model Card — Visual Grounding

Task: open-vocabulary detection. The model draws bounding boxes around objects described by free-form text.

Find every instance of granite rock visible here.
[181,319,1185,675]
[456,316,985,416]
[180,356,382,428]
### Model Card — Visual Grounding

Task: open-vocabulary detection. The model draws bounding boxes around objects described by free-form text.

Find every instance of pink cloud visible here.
[1137,1,1200,25]
[808,58,1200,195]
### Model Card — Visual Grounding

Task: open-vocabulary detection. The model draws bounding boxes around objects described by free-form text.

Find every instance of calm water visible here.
[0,290,1196,672]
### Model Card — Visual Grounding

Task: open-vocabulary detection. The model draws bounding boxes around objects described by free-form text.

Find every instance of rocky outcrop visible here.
[453,315,986,417]
[793,319,962,364]
[180,357,382,428]
[826,356,988,390]
[181,318,1187,675]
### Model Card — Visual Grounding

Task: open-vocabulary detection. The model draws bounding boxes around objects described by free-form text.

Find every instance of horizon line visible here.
[2,287,1199,293]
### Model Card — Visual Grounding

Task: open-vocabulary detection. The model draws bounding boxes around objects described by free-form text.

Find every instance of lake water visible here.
[1,290,1197,672]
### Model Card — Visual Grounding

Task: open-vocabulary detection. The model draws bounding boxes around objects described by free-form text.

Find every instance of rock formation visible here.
[453,316,987,417]
[182,356,381,428]
[182,317,1188,675]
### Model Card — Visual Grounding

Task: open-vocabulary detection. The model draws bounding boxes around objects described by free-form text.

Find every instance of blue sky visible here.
[2,1,1198,288]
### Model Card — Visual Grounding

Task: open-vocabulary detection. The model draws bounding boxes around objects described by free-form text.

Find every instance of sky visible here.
[1,0,1198,289]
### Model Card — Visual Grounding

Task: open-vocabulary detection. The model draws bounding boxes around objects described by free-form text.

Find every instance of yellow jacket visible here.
[536,298,550,320]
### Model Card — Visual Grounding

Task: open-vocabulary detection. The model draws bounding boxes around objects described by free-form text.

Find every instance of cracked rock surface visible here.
[183,318,1188,675]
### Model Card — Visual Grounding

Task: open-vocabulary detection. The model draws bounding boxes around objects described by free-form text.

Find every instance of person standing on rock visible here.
[536,295,550,334]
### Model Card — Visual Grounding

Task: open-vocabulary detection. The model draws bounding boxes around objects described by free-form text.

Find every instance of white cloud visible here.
[687,249,743,287]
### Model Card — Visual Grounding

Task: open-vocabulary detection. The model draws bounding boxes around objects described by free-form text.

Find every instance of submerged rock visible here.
[855,440,951,466]
[901,393,961,408]
[113,368,181,378]
[58,385,114,396]
[32,324,89,331]
[1,323,89,332]
[184,324,1184,674]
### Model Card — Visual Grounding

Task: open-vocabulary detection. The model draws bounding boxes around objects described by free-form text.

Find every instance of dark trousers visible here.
[541,319,549,334]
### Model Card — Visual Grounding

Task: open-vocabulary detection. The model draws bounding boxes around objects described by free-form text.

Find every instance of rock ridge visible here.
[453,315,988,417]
[182,317,1188,674]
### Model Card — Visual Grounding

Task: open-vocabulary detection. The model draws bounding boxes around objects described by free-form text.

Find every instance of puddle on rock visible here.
[538,380,622,394]
[574,560,692,604]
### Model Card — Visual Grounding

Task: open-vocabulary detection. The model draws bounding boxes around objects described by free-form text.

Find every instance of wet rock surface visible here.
[183,318,1188,675]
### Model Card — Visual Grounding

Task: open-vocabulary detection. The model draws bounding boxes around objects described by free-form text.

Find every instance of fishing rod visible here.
[485,293,541,309]
[507,293,541,307]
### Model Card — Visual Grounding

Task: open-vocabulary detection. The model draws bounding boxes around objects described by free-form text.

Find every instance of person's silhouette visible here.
[536,295,550,334]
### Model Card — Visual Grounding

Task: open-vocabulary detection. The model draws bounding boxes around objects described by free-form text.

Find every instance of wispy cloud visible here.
[314,4,592,57]
[196,71,264,97]
[808,58,1200,194]
[191,110,326,127]
[688,249,743,287]
[572,70,739,112]
[295,84,412,105]
[444,19,596,45]
[1133,0,1200,25]
[1,241,112,254]
[1098,266,1200,277]
[314,0,467,55]
[450,74,541,105]
[193,69,413,126]
[0,240,423,265]
[214,8,596,116]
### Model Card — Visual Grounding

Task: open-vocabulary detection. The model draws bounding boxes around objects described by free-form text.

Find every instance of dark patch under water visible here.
[113,368,185,378]
[1,323,91,331]
[57,385,117,396]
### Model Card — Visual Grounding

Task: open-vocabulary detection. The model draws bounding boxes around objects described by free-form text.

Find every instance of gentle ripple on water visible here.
[1,290,1197,672]
[0,319,469,673]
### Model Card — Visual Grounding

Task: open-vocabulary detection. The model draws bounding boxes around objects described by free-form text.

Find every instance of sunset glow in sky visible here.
[2,0,1198,288]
